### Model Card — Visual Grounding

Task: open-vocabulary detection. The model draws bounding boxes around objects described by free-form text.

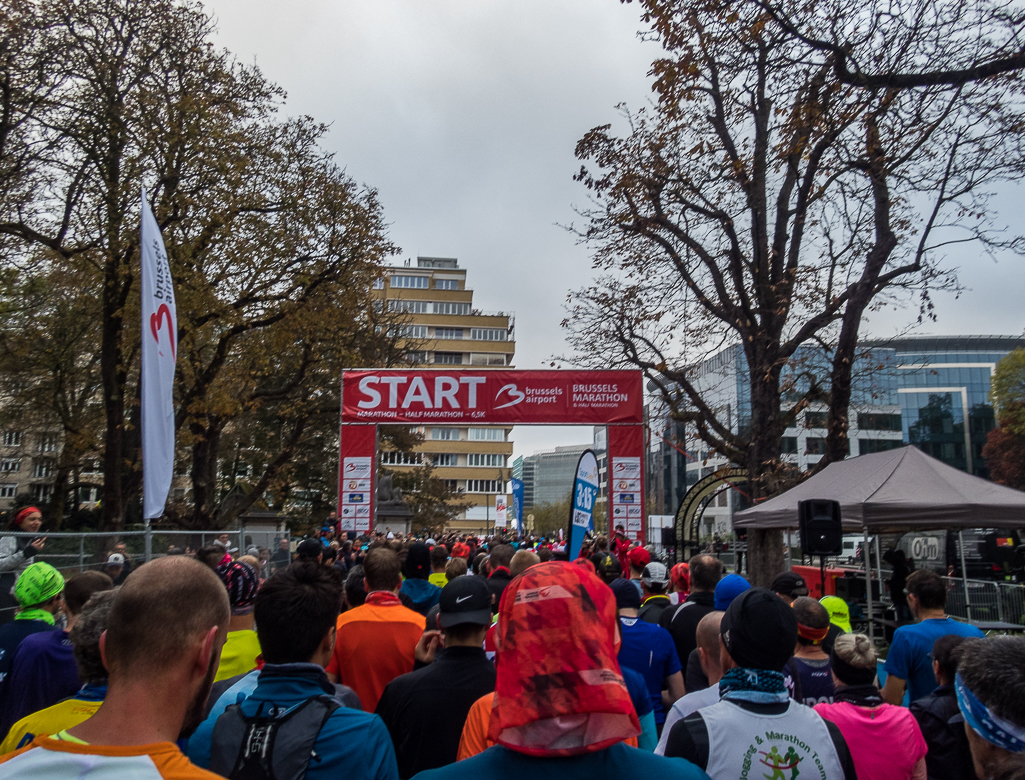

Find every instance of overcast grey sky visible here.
[206,0,1025,460]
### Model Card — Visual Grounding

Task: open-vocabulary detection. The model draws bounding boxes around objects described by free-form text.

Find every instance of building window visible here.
[32,459,54,478]
[470,328,506,341]
[389,325,428,338]
[380,451,422,466]
[435,279,458,290]
[372,278,384,289]
[804,412,828,429]
[37,434,59,453]
[434,327,464,340]
[0,484,16,498]
[1,458,20,473]
[431,428,460,441]
[3,431,21,447]
[468,453,505,467]
[466,479,504,493]
[468,428,505,441]
[781,436,798,454]
[31,483,52,502]
[388,300,429,314]
[804,437,826,455]
[442,479,460,492]
[430,453,458,467]
[434,352,463,365]
[857,413,902,431]
[469,353,506,366]
[82,460,101,474]
[858,438,904,455]
[433,301,470,316]
[405,351,428,364]
[390,275,429,289]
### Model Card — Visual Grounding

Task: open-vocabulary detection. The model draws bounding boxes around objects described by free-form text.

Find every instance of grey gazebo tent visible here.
[733,445,1025,634]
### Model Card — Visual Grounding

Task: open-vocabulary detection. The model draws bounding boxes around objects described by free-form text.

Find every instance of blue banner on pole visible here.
[511,478,524,534]
[567,450,599,561]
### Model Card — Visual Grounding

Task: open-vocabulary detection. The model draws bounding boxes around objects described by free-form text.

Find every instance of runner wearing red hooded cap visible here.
[626,546,650,600]
[412,561,708,780]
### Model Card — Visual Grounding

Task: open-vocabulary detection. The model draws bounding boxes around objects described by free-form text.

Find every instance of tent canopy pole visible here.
[958,529,973,622]
[864,524,874,643]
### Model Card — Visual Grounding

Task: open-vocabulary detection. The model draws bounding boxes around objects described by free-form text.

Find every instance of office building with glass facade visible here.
[644,335,1023,534]
[880,336,1024,478]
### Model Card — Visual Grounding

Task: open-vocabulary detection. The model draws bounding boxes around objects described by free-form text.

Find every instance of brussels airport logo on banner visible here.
[494,384,525,409]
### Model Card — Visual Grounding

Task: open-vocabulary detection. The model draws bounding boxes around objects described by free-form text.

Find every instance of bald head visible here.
[104,557,229,678]
[696,610,724,653]
[697,610,725,683]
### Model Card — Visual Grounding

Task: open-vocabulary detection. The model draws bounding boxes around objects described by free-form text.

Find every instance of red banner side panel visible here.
[339,424,376,535]
[341,370,643,425]
[607,424,646,543]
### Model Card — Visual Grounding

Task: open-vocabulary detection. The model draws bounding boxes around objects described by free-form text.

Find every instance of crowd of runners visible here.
[0,505,1022,779]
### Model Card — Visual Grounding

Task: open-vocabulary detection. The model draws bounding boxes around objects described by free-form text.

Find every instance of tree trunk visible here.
[190,418,222,528]
[742,347,787,585]
[100,295,125,532]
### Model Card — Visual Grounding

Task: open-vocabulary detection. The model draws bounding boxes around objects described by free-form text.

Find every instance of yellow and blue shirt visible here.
[0,683,106,754]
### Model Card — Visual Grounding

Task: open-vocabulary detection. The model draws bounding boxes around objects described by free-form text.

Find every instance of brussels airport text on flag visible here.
[140,190,177,520]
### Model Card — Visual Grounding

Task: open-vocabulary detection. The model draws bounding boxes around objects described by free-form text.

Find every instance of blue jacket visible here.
[189,663,397,780]
[400,578,441,616]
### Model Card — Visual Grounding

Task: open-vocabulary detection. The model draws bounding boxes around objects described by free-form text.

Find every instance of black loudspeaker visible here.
[798,499,842,556]
[661,527,677,548]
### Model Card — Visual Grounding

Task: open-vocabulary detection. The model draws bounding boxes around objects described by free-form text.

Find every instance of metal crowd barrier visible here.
[0,527,292,618]
[941,576,1025,625]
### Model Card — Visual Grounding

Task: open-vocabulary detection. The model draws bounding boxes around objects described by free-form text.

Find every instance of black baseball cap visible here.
[438,577,492,628]
[720,587,798,672]
[296,538,323,560]
[770,571,809,598]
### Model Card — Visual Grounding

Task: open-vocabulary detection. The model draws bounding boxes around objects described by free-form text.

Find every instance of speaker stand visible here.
[819,555,827,599]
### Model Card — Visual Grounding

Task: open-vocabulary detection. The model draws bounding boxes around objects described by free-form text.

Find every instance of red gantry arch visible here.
[338,369,647,539]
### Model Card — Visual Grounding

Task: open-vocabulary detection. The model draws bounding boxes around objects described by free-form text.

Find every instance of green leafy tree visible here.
[526,499,571,538]
[0,0,405,529]
[983,349,1025,491]
[990,348,1025,437]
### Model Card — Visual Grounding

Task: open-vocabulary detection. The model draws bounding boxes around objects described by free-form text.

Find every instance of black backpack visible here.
[209,695,340,780]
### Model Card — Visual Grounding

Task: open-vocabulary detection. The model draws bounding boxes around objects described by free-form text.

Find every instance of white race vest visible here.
[701,699,845,780]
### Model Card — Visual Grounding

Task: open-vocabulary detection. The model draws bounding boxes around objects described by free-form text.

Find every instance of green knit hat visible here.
[15,562,65,607]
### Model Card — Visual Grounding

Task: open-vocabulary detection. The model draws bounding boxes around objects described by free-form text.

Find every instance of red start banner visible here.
[340,369,643,425]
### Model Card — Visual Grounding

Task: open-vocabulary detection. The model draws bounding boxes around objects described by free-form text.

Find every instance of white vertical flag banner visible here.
[140,190,177,519]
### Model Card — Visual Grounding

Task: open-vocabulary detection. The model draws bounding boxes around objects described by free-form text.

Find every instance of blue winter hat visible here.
[610,577,642,610]
[714,573,751,610]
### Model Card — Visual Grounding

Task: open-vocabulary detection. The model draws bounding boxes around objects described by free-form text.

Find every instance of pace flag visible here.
[511,478,524,534]
[567,449,599,560]
[140,190,177,519]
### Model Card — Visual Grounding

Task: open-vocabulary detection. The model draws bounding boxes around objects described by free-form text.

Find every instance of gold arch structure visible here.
[673,467,749,563]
